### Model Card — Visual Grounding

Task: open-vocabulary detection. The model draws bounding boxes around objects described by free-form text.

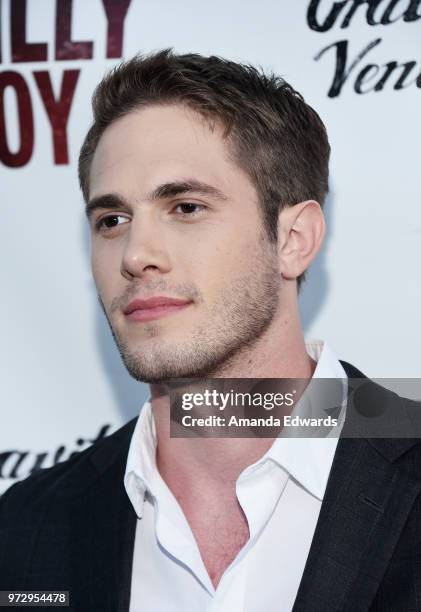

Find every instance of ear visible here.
[277,200,325,281]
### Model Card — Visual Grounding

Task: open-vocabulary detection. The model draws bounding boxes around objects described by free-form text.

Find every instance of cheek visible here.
[186,233,254,295]
[91,242,122,299]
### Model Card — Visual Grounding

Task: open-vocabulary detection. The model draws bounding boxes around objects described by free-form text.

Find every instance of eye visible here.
[173,203,206,217]
[95,214,130,231]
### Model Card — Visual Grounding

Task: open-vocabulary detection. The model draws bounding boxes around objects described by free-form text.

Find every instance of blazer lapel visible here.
[293,369,421,612]
[69,420,137,612]
[293,437,421,611]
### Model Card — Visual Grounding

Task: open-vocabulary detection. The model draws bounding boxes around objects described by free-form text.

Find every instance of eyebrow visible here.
[85,179,228,220]
[85,193,129,220]
[147,179,228,202]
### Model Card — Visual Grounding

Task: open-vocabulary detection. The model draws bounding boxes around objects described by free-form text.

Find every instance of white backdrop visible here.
[1,0,420,495]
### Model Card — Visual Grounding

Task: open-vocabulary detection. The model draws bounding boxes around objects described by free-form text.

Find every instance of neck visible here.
[151,297,315,494]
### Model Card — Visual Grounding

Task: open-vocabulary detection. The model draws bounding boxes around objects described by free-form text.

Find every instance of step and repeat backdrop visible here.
[1,0,420,495]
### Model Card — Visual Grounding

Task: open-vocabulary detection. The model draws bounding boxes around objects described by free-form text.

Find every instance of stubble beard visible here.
[101,241,282,384]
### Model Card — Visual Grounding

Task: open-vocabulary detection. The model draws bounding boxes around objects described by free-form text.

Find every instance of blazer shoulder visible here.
[340,360,421,464]
[0,417,137,521]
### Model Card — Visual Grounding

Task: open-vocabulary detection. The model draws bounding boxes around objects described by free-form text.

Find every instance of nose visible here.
[120,212,171,280]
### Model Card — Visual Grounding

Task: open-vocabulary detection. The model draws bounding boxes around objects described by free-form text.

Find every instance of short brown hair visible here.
[79,49,330,289]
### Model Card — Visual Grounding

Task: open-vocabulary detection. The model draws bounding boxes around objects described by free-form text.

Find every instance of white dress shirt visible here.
[124,340,347,612]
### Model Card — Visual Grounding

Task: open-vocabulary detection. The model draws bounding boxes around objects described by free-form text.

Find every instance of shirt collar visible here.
[263,340,347,501]
[124,399,156,518]
[124,339,347,516]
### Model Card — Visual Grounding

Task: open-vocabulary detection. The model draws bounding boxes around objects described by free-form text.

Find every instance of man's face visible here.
[88,104,282,383]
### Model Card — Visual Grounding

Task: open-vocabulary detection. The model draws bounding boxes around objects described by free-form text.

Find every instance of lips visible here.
[123,296,193,322]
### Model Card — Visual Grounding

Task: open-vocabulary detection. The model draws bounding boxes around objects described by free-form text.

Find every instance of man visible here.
[1,49,420,612]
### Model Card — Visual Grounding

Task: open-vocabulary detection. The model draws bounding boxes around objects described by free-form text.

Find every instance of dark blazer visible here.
[1,362,421,612]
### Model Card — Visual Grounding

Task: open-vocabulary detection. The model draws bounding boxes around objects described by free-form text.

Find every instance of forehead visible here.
[89,104,253,202]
